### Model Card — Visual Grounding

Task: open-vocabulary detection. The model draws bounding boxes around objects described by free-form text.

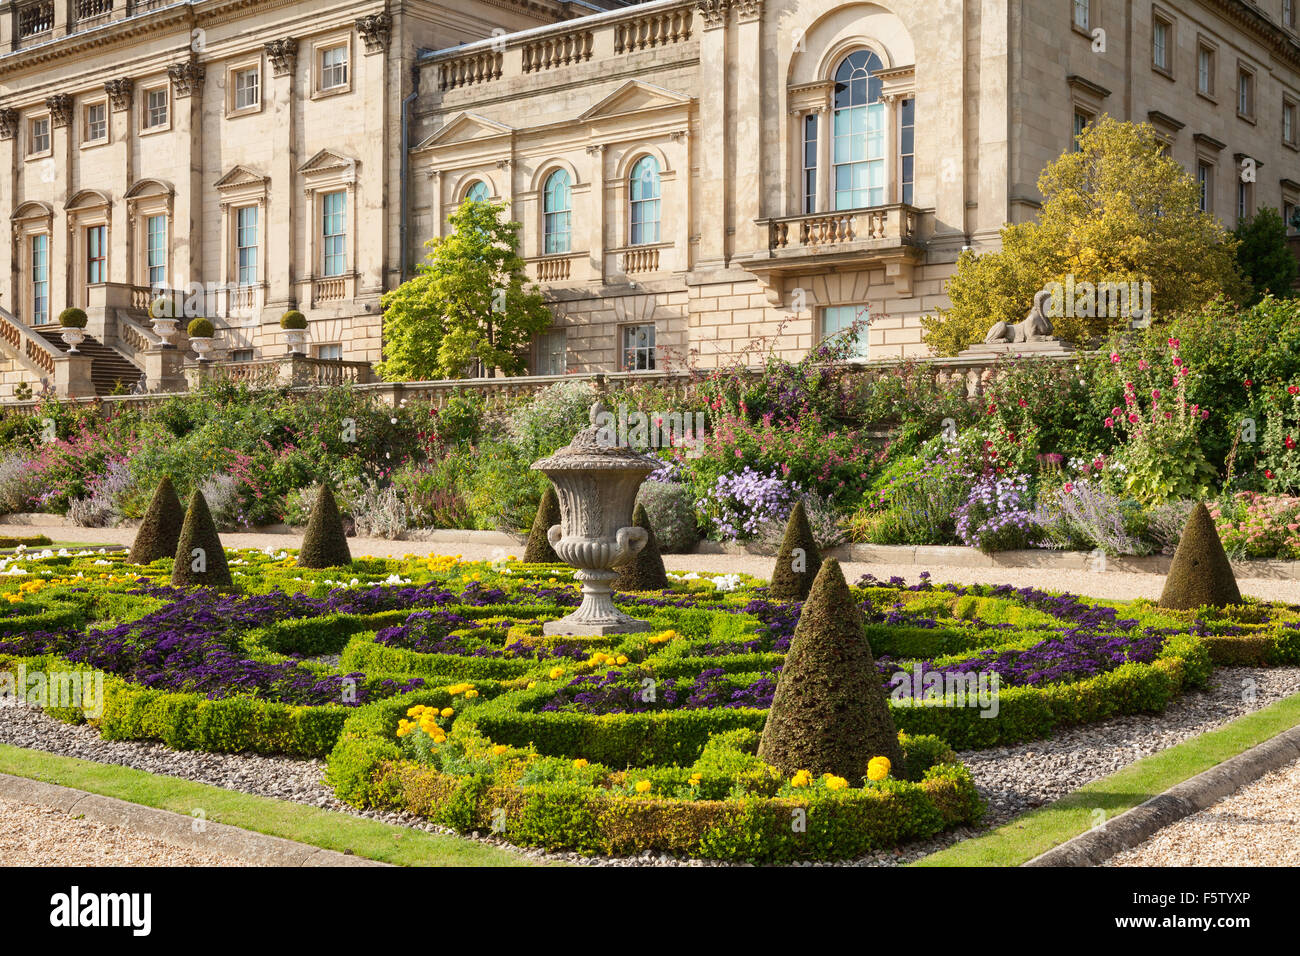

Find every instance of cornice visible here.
[1207,0,1300,71]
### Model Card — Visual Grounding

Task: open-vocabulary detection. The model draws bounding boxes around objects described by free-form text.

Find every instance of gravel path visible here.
[0,794,248,866]
[1106,755,1300,867]
[3,664,1297,867]
[7,521,1300,602]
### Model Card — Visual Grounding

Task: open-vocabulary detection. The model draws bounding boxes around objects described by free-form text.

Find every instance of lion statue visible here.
[984,289,1056,345]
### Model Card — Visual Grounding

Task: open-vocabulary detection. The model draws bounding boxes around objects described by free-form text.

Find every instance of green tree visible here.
[923,117,1243,355]
[378,199,552,380]
[1234,206,1298,304]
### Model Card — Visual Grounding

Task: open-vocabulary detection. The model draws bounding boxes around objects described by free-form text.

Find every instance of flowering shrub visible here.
[696,467,802,541]
[67,457,135,528]
[1210,493,1300,559]
[1104,338,1217,504]
[954,474,1041,553]
[1260,383,1300,493]
[849,439,974,545]
[1033,478,1148,555]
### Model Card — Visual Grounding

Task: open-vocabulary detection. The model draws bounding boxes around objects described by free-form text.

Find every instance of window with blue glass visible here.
[899,97,915,205]
[464,180,490,204]
[236,206,258,285]
[802,113,818,213]
[146,214,167,289]
[86,225,107,284]
[322,191,347,277]
[543,169,572,254]
[833,51,886,210]
[629,156,661,245]
[31,234,49,325]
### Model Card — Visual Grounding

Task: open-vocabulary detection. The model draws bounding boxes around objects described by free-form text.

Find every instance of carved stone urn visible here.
[531,401,658,635]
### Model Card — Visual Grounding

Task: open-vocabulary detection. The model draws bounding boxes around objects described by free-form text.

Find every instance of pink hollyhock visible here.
[1110,352,1121,363]
[1137,359,1148,371]
[1105,417,1115,428]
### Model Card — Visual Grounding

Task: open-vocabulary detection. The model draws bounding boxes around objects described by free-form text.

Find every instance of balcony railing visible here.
[429,0,696,94]
[17,1,55,41]
[313,276,347,304]
[75,0,114,26]
[766,204,922,252]
[526,251,592,284]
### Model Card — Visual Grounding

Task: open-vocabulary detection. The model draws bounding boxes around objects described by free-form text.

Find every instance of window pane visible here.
[543,170,572,254]
[621,324,656,371]
[146,215,167,288]
[32,234,49,325]
[237,206,258,285]
[322,191,347,277]
[821,305,870,358]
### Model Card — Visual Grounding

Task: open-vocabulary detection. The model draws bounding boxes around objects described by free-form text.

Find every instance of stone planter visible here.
[531,401,658,635]
[190,336,214,362]
[60,328,86,353]
[151,317,179,348]
[283,328,308,355]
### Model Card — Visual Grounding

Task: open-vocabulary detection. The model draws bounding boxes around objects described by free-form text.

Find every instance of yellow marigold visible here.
[688,773,702,787]
[406,705,425,718]
[548,666,565,680]
[526,681,537,690]
[440,707,454,718]
[572,758,589,768]
[824,775,849,791]
[867,756,891,782]
[491,744,509,756]
[634,780,652,793]
[791,770,812,788]
[615,655,628,665]
[647,630,677,644]
[464,689,478,699]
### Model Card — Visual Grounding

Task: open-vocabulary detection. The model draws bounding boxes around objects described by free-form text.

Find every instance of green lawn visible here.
[0,743,536,867]
[913,690,1300,867]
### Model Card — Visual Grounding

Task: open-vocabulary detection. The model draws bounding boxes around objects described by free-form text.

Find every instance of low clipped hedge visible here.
[325,690,984,862]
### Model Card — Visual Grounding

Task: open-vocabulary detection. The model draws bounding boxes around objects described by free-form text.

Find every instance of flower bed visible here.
[1,546,1297,860]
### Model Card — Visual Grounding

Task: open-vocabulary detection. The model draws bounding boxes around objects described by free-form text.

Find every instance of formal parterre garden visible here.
[2,538,1298,863]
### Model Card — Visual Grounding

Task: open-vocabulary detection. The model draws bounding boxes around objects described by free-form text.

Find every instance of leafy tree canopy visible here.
[1234,206,1298,304]
[378,199,553,380]
[923,117,1244,355]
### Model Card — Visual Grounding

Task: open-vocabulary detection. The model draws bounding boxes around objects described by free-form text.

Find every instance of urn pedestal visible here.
[532,402,657,636]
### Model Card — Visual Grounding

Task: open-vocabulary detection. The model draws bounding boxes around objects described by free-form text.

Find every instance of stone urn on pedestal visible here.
[532,401,658,635]
[58,308,88,354]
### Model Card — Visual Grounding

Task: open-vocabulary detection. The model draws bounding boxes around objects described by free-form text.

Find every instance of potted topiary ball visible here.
[149,295,180,347]
[280,310,308,355]
[187,317,216,362]
[58,308,88,353]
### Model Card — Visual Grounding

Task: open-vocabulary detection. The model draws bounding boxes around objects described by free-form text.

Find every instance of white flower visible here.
[93,559,111,566]
[710,574,742,592]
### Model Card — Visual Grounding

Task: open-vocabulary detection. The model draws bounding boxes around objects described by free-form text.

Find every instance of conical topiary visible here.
[769,500,823,601]
[129,476,184,565]
[171,489,232,589]
[523,484,562,563]
[758,558,904,781]
[297,484,352,569]
[1159,502,1242,610]
[614,502,670,592]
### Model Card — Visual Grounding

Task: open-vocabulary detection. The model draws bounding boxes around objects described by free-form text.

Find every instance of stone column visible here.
[357,13,391,300]
[106,78,134,290]
[731,0,764,255]
[0,108,17,316]
[694,1,729,268]
[585,144,605,281]
[266,38,298,315]
[47,93,73,315]
[168,59,205,296]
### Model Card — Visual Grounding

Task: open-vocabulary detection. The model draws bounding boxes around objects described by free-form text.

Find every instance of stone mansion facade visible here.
[0,0,1298,394]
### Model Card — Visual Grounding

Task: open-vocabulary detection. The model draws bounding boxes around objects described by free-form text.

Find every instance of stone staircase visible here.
[33,325,143,395]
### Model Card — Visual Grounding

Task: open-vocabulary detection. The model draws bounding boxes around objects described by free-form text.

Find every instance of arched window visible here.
[832,50,885,210]
[629,156,661,245]
[464,180,490,204]
[543,169,572,254]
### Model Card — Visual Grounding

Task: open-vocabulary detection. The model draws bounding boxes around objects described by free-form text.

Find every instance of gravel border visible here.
[0,772,386,867]
[4,665,1299,867]
[1024,724,1300,866]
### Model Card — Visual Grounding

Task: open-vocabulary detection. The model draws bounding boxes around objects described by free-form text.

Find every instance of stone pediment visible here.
[214,165,269,192]
[298,148,358,177]
[415,112,514,149]
[579,81,692,121]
